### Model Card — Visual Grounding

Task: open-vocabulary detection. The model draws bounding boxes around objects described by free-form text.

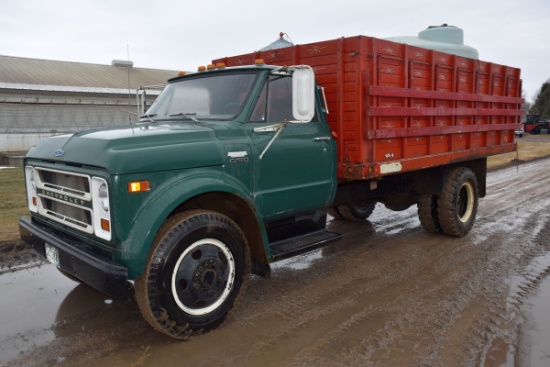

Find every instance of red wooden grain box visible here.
[214,35,523,180]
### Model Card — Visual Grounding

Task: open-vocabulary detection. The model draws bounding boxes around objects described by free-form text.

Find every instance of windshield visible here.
[143,72,258,121]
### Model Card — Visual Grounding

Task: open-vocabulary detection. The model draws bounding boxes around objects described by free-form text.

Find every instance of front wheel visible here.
[437,168,479,237]
[135,210,251,339]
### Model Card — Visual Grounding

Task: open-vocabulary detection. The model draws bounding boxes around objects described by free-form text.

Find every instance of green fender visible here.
[117,170,269,278]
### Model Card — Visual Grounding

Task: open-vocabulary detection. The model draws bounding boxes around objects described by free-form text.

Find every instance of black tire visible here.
[329,200,376,221]
[417,194,441,233]
[437,168,479,237]
[135,210,251,339]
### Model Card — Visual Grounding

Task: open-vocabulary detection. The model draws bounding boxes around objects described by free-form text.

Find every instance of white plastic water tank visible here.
[385,24,479,59]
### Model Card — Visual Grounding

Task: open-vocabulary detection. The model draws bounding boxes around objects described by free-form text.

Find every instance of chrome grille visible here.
[35,168,94,234]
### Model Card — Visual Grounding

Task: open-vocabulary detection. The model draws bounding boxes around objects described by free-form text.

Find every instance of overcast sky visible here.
[1,0,548,102]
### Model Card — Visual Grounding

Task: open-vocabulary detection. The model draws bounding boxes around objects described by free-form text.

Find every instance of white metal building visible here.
[0,55,177,152]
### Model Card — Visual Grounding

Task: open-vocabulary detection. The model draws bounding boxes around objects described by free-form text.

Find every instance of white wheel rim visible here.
[171,238,236,316]
[458,182,475,223]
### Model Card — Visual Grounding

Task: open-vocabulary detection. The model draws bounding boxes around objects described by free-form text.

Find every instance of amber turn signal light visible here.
[128,180,150,193]
[101,218,111,232]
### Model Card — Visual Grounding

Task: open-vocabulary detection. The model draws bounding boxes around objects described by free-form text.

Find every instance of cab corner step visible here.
[270,230,341,261]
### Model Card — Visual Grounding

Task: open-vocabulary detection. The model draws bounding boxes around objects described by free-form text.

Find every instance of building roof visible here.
[0,55,178,90]
[0,82,158,95]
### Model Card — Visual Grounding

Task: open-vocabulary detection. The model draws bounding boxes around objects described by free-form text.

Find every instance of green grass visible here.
[0,167,28,242]
[488,141,550,170]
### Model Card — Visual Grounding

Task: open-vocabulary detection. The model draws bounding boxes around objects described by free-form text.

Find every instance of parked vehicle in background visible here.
[19,29,523,339]
[523,113,549,134]
[515,128,524,137]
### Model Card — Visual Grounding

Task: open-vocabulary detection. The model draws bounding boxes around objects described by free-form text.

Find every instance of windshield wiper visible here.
[169,112,199,123]
[141,113,157,123]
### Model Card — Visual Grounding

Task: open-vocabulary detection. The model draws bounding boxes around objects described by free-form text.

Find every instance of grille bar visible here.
[42,182,88,197]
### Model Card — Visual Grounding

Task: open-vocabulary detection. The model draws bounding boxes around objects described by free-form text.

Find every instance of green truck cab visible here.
[19,63,339,338]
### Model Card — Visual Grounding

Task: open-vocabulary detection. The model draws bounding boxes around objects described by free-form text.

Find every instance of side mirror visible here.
[292,66,315,122]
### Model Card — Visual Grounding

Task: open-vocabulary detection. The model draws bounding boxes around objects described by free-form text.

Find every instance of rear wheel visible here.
[135,210,250,339]
[437,168,479,237]
[329,200,376,221]
[417,194,441,233]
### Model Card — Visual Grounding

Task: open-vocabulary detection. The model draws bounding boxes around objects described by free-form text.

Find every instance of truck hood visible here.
[25,123,225,174]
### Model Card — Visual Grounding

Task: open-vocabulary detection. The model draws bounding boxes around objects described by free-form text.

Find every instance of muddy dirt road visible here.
[2,158,550,367]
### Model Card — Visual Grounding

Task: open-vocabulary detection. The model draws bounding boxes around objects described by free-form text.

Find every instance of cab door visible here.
[248,74,336,221]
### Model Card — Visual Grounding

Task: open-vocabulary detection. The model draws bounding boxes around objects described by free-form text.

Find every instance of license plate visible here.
[45,244,60,266]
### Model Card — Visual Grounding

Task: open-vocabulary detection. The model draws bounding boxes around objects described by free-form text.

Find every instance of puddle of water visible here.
[524,268,550,367]
[502,253,550,367]
[271,249,324,271]
[0,264,77,364]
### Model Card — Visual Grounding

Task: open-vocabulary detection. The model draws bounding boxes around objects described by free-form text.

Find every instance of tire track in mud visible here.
[196,220,435,365]
[438,160,550,366]
[221,237,495,364]
[494,220,550,367]
[476,160,550,243]
[228,242,415,366]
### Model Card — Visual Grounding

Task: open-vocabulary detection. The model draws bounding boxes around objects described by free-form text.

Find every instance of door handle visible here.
[313,136,331,142]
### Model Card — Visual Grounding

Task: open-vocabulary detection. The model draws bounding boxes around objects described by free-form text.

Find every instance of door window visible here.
[250,76,294,123]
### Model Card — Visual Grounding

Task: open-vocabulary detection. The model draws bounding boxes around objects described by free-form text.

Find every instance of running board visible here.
[270,230,342,261]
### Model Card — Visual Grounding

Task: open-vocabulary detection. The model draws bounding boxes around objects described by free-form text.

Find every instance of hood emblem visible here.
[54,149,65,158]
